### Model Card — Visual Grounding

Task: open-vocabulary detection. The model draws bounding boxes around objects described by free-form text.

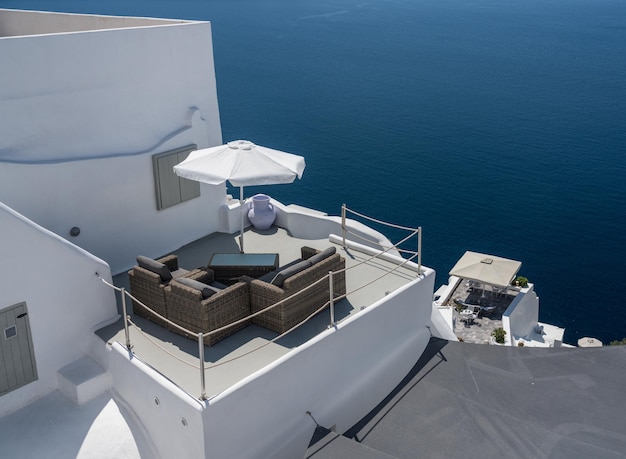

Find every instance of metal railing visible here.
[98,273,343,401]
[341,203,422,275]
[96,204,424,401]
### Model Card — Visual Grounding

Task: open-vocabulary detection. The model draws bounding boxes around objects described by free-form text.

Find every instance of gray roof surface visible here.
[307,339,626,458]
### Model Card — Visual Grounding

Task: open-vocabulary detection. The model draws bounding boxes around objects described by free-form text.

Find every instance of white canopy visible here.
[173,140,306,252]
[449,251,522,287]
[173,140,305,187]
[578,337,603,348]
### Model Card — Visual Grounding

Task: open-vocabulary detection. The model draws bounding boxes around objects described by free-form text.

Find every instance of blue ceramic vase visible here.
[248,194,276,230]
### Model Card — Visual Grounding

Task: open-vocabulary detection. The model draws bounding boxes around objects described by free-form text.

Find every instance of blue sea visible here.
[5,0,626,344]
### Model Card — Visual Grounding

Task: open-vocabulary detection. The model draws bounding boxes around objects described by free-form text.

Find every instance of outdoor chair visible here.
[165,269,251,346]
[128,254,189,327]
[459,302,481,324]
[459,308,477,325]
[248,246,346,334]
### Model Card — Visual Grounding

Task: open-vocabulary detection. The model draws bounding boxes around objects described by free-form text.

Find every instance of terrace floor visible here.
[98,225,421,400]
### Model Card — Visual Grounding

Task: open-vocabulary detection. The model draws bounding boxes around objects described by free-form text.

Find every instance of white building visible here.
[0,9,223,273]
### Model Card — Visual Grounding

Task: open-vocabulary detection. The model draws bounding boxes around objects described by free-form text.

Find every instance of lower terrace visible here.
[445,279,519,344]
[441,277,566,347]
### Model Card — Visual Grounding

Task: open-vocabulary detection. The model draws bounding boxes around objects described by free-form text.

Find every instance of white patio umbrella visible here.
[449,251,522,288]
[173,140,306,252]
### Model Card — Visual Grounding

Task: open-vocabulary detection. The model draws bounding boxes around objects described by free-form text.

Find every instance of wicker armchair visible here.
[165,269,251,346]
[249,247,346,334]
[128,254,189,327]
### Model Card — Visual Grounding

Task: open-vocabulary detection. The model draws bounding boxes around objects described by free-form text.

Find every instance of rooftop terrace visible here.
[99,225,423,400]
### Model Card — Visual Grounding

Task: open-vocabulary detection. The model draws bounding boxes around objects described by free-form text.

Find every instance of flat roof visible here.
[0,9,195,38]
[308,338,626,458]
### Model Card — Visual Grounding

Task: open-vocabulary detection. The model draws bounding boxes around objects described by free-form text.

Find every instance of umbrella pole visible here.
[239,186,244,253]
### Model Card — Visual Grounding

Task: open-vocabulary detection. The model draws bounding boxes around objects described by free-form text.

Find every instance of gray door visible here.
[0,302,37,395]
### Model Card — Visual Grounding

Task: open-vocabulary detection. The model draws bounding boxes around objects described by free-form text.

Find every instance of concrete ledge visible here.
[286,204,328,216]
[218,199,249,234]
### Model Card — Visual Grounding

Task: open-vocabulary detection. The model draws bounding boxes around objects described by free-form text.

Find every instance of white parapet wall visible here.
[105,343,206,459]
[502,284,539,346]
[429,276,461,341]
[218,197,404,258]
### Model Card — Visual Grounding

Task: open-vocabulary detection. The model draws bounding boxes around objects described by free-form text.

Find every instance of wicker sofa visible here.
[128,254,190,327]
[248,246,346,334]
[165,269,250,346]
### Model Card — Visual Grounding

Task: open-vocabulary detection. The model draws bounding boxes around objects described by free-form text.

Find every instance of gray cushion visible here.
[210,281,228,290]
[137,255,172,282]
[171,268,190,279]
[176,277,221,299]
[258,258,301,283]
[271,259,312,287]
[258,269,280,283]
[308,246,336,265]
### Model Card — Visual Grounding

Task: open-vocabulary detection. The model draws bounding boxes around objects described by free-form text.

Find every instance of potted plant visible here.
[512,276,528,288]
[491,327,506,344]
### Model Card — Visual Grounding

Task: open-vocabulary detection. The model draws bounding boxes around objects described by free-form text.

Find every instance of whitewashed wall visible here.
[503,285,539,344]
[0,203,117,416]
[0,15,223,273]
[106,343,206,459]
[201,270,435,458]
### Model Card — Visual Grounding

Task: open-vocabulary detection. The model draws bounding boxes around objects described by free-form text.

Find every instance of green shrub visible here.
[492,327,506,344]
[513,276,529,288]
[609,338,626,346]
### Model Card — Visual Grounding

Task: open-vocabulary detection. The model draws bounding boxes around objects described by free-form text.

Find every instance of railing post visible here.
[198,333,207,400]
[329,271,335,327]
[239,187,245,254]
[341,204,346,248]
[120,288,132,350]
[417,226,422,275]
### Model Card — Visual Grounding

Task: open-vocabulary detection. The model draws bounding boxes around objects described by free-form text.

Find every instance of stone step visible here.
[57,356,111,405]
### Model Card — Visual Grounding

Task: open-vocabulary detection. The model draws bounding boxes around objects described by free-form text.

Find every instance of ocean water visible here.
[5,0,626,344]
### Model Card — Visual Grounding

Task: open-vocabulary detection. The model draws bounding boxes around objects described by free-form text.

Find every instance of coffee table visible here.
[208,253,279,284]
